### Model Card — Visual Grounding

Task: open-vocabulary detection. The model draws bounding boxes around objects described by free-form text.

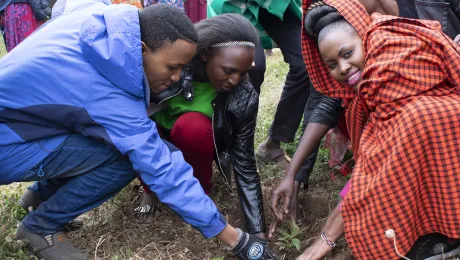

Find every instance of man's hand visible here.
[454,34,460,45]
[231,229,279,260]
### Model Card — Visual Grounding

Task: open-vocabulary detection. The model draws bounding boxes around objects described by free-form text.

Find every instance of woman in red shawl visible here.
[273,0,460,259]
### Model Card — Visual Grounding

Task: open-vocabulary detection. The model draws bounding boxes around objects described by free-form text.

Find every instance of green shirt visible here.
[153,81,217,130]
[207,0,302,49]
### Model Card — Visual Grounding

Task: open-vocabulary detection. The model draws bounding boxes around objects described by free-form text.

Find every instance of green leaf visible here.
[280,231,291,238]
[292,238,301,251]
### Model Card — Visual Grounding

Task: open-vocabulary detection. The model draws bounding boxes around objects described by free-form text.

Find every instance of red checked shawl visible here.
[302,0,460,258]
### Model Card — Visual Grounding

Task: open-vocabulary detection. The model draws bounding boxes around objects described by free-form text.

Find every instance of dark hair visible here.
[194,13,259,57]
[304,4,356,42]
[139,4,198,51]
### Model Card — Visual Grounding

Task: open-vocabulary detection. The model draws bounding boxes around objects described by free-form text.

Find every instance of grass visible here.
[0,35,6,58]
[0,50,352,259]
[275,221,304,252]
[0,183,34,260]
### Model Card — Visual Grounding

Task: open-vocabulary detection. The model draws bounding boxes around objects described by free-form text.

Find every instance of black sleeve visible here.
[307,86,342,127]
[229,87,266,234]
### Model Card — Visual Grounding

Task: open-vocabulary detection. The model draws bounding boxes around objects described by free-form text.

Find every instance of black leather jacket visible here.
[398,0,460,39]
[150,73,266,234]
[421,0,460,39]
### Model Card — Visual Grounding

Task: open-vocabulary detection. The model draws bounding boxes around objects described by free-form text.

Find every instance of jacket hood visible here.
[80,3,144,98]
[302,0,370,100]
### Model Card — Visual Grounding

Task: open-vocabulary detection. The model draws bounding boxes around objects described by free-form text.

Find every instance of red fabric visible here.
[302,0,371,156]
[302,0,460,259]
[142,112,214,194]
[336,110,349,139]
[170,112,214,193]
[184,0,207,23]
[0,3,45,52]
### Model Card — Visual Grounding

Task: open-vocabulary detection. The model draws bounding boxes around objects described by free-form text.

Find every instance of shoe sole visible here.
[26,245,47,260]
[26,244,86,260]
[424,245,460,260]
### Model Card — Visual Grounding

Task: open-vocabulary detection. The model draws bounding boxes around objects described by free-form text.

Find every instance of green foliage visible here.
[254,53,289,147]
[275,221,305,252]
[0,184,31,260]
[108,247,134,259]
[211,256,225,260]
[0,35,6,58]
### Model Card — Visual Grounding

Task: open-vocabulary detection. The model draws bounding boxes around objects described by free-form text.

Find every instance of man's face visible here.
[142,39,197,94]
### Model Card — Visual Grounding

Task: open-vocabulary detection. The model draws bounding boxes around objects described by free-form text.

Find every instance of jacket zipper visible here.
[212,113,232,191]
[157,87,183,105]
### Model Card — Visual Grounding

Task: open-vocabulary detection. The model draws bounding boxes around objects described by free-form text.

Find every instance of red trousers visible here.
[184,0,207,23]
[141,112,214,194]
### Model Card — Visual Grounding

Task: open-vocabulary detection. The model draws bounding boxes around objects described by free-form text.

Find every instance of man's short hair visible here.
[139,4,198,51]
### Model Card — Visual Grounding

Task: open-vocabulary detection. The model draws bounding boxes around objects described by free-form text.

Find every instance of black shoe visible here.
[405,233,460,260]
[16,223,88,260]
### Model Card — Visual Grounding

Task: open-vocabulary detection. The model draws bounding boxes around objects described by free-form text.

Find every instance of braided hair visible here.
[185,13,258,76]
[304,2,357,42]
[194,13,258,57]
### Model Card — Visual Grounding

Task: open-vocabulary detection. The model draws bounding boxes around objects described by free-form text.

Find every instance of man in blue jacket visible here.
[0,1,278,259]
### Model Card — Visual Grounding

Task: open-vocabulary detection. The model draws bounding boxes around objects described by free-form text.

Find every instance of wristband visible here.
[321,232,336,248]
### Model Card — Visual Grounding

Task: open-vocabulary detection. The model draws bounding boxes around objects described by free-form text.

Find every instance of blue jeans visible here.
[19,134,136,236]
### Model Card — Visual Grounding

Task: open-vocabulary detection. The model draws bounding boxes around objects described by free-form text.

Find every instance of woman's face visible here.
[204,46,255,92]
[318,29,365,93]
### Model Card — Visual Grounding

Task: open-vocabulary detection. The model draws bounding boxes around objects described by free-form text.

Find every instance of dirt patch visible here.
[69,162,353,260]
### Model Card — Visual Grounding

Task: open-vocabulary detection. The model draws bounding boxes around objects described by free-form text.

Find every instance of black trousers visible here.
[259,7,310,143]
[247,7,342,186]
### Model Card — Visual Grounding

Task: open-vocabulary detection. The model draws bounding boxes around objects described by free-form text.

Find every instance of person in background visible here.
[112,0,143,8]
[144,0,205,23]
[141,0,205,24]
[111,0,183,9]
[0,0,50,52]
[184,0,206,23]
[359,0,460,40]
[143,0,183,9]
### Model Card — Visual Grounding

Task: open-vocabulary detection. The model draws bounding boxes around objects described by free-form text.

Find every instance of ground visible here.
[0,35,6,57]
[0,50,353,259]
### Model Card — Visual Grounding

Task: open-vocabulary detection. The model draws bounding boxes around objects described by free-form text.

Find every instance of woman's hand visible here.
[296,237,333,260]
[270,175,295,220]
[268,175,295,238]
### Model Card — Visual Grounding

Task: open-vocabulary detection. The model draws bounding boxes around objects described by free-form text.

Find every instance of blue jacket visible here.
[0,0,226,238]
